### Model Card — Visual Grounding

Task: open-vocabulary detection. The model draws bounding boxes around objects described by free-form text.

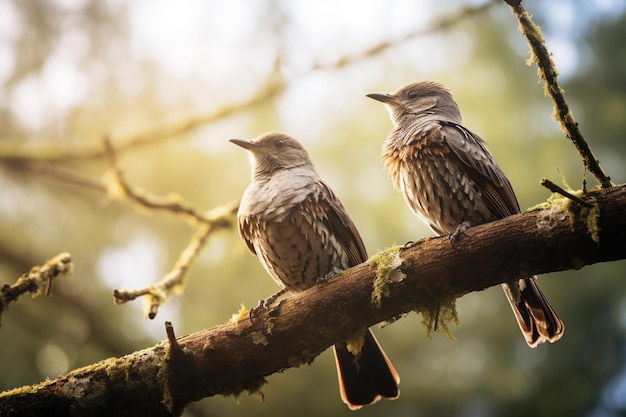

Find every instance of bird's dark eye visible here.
[275,139,285,148]
[407,91,419,100]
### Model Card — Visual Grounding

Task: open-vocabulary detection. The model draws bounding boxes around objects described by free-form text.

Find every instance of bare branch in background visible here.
[103,134,238,317]
[113,221,225,319]
[314,0,498,70]
[30,162,107,192]
[0,253,73,326]
[504,0,613,189]
[102,134,238,317]
[0,1,497,163]
[102,135,230,225]
[0,80,285,163]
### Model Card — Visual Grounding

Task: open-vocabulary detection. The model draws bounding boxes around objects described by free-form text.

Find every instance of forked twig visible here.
[104,136,237,318]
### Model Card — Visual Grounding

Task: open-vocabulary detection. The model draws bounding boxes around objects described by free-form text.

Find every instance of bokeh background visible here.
[1,1,626,416]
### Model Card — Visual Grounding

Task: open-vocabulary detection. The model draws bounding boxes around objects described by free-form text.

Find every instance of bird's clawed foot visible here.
[449,221,473,247]
[249,288,288,320]
[316,267,343,286]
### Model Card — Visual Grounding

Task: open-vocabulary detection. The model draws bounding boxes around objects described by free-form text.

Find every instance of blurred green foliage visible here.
[0,1,625,416]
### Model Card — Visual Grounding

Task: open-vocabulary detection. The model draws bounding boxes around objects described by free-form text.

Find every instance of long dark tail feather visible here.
[333,329,400,410]
[502,276,564,347]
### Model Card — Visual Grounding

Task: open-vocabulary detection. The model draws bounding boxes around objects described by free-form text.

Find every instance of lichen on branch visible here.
[505,0,612,188]
[0,253,73,326]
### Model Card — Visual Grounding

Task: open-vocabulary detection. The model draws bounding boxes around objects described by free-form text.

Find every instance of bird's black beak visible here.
[366,92,395,104]
[229,138,258,151]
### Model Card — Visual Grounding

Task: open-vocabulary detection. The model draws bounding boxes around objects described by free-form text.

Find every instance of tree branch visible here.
[504,0,613,188]
[1,185,625,416]
[0,80,285,162]
[0,2,497,164]
[102,135,233,225]
[0,253,73,327]
[102,134,239,318]
[312,0,498,70]
[113,222,216,319]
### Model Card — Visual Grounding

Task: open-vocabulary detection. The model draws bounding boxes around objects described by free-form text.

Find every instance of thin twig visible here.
[0,81,284,162]
[540,177,593,207]
[113,223,215,319]
[32,162,107,192]
[314,0,498,70]
[0,253,73,325]
[103,135,237,317]
[165,321,183,357]
[505,0,612,188]
[103,135,237,226]
[112,287,151,304]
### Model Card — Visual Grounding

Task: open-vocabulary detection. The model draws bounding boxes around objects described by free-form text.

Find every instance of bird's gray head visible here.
[367,81,462,125]
[230,132,314,179]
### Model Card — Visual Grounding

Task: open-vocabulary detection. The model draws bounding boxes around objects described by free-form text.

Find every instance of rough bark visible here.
[1,185,625,417]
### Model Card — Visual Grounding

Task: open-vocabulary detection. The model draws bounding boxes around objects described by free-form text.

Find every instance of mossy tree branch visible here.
[504,0,613,188]
[0,253,73,327]
[1,185,625,417]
